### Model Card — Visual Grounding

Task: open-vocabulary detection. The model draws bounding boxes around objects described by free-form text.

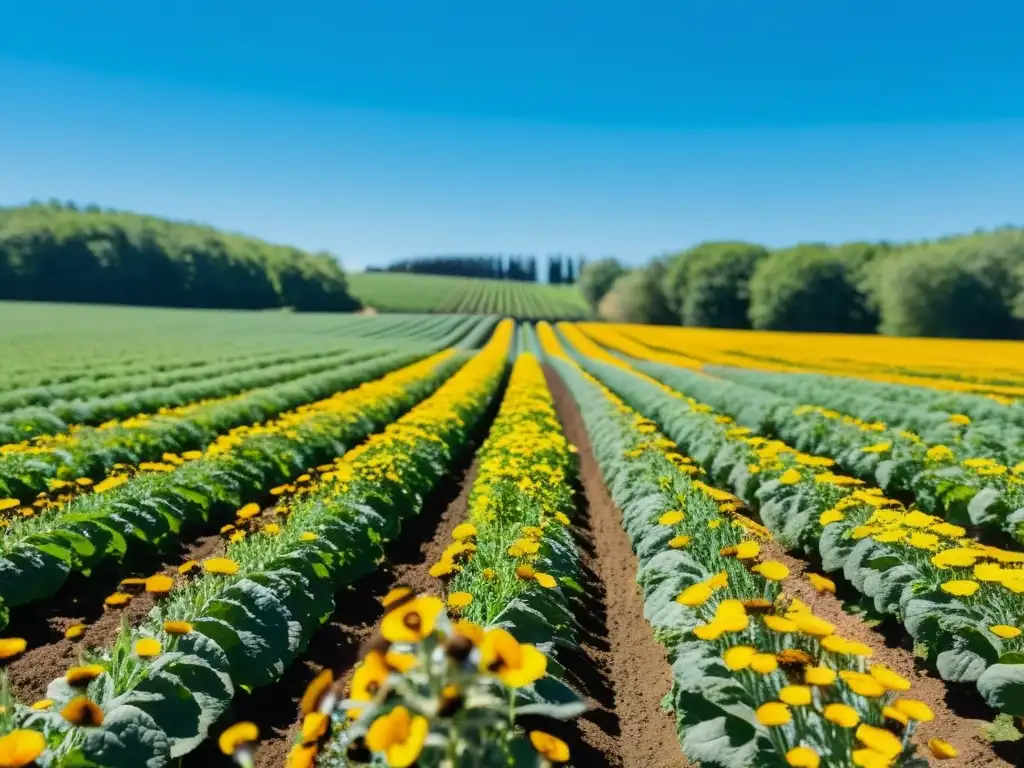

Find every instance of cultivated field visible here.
[348,272,590,319]
[0,302,1022,768]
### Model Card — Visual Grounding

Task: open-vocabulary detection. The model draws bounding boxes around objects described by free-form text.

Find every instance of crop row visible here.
[0,316,497,501]
[540,323,958,767]
[553,323,1024,717]
[586,326,1024,542]
[298,349,586,766]
[3,321,514,767]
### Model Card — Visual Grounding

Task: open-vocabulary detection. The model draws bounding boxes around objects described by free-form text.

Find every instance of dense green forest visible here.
[372,254,584,284]
[0,202,359,311]
[584,229,1024,339]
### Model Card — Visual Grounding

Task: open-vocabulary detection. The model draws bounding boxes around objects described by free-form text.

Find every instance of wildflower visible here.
[676,583,713,607]
[807,573,836,593]
[163,620,193,635]
[0,730,46,767]
[790,614,834,637]
[104,592,132,607]
[855,724,902,758]
[883,705,909,726]
[735,541,760,560]
[764,616,797,633]
[777,649,814,670]
[0,637,27,660]
[66,664,104,686]
[145,575,174,595]
[366,706,428,768]
[452,523,477,539]
[658,511,685,525]
[218,722,259,757]
[30,699,53,711]
[940,580,980,597]
[823,703,860,728]
[482,567,497,579]
[301,712,329,743]
[841,672,886,698]
[384,651,417,673]
[179,560,200,576]
[668,535,691,548]
[65,624,86,640]
[756,702,791,726]
[61,696,104,726]
[381,596,443,643]
[236,503,261,519]
[0,499,19,512]
[753,561,790,581]
[990,625,1021,639]
[287,743,318,768]
[750,653,778,674]
[723,646,756,671]
[805,666,837,686]
[300,669,335,715]
[515,565,536,581]
[820,509,844,525]
[530,731,570,764]
[928,739,958,759]
[869,665,910,692]
[535,572,557,588]
[478,629,547,687]
[447,592,473,611]
[262,523,281,535]
[134,638,161,657]
[779,468,802,485]
[229,530,246,544]
[779,685,812,706]
[299,531,318,542]
[893,698,934,722]
[203,557,240,575]
[786,746,821,768]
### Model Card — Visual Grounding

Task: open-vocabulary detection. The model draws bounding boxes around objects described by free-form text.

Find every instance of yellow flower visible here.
[0,499,20,512]
[786,746,821,768]
[163,620,193,635]
[218,722,259,756]
[753,561,790,581]
[529,731,570,764]
[868,664,910,692]
[65,624,86,640]
[300,669,335,715]
[790,614,834,637]
[893,698,934,722]
[30,699,53,711]
[807,573,835,594]
[805,666,836,686]
[134,638,161,657]
[366,706,429,768]
[928,739,958,759]
[447,592,473,611]
[478,629,547,688]
[452,523,477,539]
[779,685,812,706]
[855,724,902,758]
[299,531,317,542]
[668,535,691,548]
[750,653,779,674]
[0,637,27,659]
[236,503,261,520]
[66,664,104,686]
[990,625,1021,639]
[842,672,886,698]
[535,572,557,589]
[882,705,909,726]
[300,711,329,744]
[203,558,240,575]
[723,646,756,671]
[145,575,174,595]
[778,468,802,485]
[381,596,444,643]
[104,592,132,607]
[735,541,761,560]
[756,702,791,726]
[931,549,977,568]
[676,582,714,607]
[823,703,860,727]
[852,748,892,768]
[0,730,46,767]
[61,696,104,726]
[940,579,980,597]
[949,414,971,426]
[178,560,200,576]
[515,564,536,581]
[763,615,797,633]
[861,442,892,454]
[659,510,685,525]
[482,568,496,580]
[820,509,844,525]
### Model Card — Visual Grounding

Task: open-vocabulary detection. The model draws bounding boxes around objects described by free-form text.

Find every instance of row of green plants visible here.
[556,329,1024,718]
[539,322,959,767]
[291,349,587,767]
[0,314,494,501]
[622,356,1024,543]
[0,321,515,767]
[0,343,386,443]
[707,365,1024,432]
[0,350,465,629]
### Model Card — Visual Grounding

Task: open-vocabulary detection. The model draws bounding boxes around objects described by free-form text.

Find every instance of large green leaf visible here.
[977,663,1024,716]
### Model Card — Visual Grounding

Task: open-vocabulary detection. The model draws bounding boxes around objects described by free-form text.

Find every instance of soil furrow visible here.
[545,364,689,768]
[764,542,1020,767]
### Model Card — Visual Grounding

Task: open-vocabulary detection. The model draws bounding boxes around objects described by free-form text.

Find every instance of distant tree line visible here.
[370,254,585,284]
[581,230,1024,339]
[0,201,359,311]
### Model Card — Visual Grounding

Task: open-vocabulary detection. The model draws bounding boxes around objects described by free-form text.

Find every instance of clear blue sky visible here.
[2,1,1024,270]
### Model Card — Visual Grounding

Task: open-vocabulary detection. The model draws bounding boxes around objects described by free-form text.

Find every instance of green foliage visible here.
[348,272,589,319]
[662,241,768,328]
[578,257,625,310]
[876,231,1024,338]
[748,244,874,332]
[0,202,358,311]
[598,262,674,324]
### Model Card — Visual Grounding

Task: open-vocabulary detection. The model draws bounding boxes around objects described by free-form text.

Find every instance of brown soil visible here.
[235,458,481,768]
[6,532,225,702]
[764,541,1019,767]
[545,365,689,768]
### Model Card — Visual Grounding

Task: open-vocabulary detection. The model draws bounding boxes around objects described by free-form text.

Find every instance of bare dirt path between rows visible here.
[545,364,689,768]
